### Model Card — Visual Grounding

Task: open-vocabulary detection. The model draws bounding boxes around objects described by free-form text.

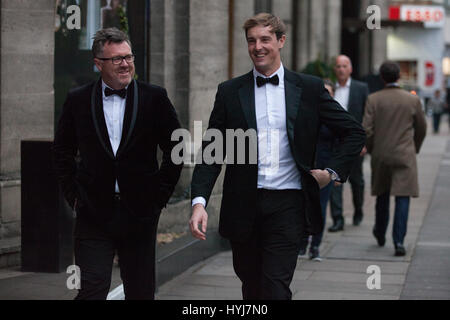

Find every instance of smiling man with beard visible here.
[53,28,182,299]
[189,13,365,300]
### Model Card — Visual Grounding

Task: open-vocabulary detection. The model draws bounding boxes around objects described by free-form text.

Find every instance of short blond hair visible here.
[243,13,286,40]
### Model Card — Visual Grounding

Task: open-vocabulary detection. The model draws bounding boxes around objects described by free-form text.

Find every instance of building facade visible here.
[1,0,367,267]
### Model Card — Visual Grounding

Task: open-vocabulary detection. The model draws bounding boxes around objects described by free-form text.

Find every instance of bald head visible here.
[334,55,353,85]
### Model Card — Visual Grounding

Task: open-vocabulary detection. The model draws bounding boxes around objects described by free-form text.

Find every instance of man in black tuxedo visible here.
[53,28,182,300]
[189,13,365,300]
[328,55,369,232]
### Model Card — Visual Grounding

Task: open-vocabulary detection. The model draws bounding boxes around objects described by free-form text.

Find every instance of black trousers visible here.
[230,189,306,300]
[73,196,160,300]
[330,155,365,221]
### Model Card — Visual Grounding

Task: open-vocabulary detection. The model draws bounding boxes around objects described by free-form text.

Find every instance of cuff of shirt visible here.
[325,168,341,181]
[192,197,206,207]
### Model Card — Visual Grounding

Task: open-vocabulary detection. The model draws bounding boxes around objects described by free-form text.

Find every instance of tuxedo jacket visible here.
[324,79,368,162]
[191,68,366,241]
[53,79,182,227]
[347,79,369,124]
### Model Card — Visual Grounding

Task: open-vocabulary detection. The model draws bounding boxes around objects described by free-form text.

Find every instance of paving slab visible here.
[297,258,410,274]
[167,275,242,289]
[290,279,404,296]
[307,271,406,285]
[293,291,399,300]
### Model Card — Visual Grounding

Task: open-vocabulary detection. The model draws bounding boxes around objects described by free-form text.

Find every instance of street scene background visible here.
[0,0,449,300]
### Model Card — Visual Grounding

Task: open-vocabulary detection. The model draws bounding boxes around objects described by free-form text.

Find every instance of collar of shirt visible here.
[253,63,284,86]
[336,77,351,89]
[101,80,129,100]
[385,82,400,88]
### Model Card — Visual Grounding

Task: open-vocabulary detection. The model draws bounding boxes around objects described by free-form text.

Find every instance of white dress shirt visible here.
[102,80,127,193]
[334,78,351,111]
[192,63,301,207]
[253,64,301,190]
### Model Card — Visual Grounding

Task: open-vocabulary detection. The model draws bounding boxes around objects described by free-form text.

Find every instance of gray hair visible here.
[92,28,131,58]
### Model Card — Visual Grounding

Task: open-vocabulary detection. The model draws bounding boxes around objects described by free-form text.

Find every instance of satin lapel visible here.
[284,69,302,145]
[238,71,257,130]
[91,79,114,159]
[117,79,138,158]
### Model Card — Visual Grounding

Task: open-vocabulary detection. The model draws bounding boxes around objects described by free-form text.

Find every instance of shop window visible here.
[397,60,418,91]
[54,0,148,126]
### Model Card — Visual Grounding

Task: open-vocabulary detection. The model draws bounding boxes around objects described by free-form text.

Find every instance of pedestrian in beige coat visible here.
[363,61,427,256]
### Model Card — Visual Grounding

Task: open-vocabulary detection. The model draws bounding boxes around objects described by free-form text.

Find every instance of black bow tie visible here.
[105,87,127,99]
[256,74,279,87]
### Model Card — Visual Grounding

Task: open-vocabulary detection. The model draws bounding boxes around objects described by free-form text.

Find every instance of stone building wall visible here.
[0,0,55,240]
[0,0,345,243]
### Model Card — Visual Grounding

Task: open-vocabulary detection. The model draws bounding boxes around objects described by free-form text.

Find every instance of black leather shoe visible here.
[395,243,406,256]
[298,238,308,256]
[372,228,385,247]
[328,218,344,232]
[353,214,363,226]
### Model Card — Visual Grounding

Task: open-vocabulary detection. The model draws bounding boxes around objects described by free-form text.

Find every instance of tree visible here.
[301,58,336,82]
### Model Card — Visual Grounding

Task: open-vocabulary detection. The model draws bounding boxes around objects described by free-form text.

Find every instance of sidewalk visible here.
[155,119,450,300]
[0,118,449,300]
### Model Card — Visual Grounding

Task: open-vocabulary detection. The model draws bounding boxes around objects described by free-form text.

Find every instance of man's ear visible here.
[278,34,286,49]
[93,58,103,72]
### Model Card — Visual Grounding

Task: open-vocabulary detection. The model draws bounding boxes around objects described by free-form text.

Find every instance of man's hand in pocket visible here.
[310,169,332,189]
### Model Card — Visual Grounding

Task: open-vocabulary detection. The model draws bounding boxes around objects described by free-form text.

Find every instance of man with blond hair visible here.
[189,13,365,299]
